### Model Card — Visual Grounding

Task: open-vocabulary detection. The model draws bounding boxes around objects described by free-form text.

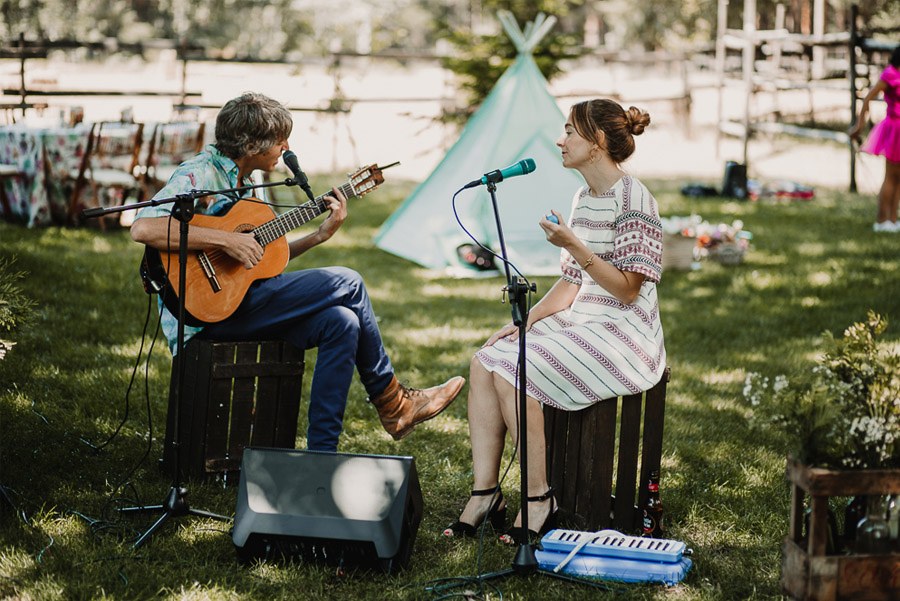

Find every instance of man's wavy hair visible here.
[214,92,292,159]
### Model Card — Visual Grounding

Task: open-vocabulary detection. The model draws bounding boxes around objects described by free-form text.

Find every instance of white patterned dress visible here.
[475,175,666,410]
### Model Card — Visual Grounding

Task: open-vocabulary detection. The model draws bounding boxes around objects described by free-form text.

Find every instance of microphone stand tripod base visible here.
[513,543,539,574]
[119,486,231,549]
[472,543,613,591]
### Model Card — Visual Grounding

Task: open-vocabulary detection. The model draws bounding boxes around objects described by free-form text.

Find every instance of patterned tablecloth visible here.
[0,125,91,227]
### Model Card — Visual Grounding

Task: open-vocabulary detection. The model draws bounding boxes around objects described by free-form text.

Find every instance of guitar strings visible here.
[188,182,353,267]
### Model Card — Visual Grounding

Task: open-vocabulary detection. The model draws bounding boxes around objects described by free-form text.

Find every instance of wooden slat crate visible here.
[544,367,670,532]
[782,458,900,601]
[161,338,305,481]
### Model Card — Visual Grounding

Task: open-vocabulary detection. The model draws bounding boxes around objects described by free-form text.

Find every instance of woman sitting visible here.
[444,98,667,544]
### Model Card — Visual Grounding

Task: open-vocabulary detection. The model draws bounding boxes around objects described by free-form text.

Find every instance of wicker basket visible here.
[662,233,697,270]
[709,242,745,266]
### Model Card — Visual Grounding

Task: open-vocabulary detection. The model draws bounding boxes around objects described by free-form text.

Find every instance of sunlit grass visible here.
[1,176,898,600]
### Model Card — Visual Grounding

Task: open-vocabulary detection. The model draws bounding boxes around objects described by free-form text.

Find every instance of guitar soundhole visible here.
[235,223,255,233]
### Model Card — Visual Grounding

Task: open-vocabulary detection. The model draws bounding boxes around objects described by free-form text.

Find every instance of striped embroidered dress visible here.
[475,175,666,410]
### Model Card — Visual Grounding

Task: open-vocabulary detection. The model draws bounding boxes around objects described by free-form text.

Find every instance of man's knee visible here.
[321,305,360,340]
[330,266,365,290]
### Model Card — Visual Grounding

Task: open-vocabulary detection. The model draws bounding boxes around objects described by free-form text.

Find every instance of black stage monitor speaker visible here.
[232,447,423,573]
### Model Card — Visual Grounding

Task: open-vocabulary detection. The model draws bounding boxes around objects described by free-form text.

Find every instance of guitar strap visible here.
[140,246,167,295]
[139,246,208,327]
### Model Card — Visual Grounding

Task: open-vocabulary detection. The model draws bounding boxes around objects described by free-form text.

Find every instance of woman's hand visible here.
[483,322,520,347]
[539,210,578,249]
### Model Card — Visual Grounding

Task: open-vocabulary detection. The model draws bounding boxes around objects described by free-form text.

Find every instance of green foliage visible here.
[0,256,36,359]
[744,311,900,469]
[3,1,900,58]
[437,1,582,109]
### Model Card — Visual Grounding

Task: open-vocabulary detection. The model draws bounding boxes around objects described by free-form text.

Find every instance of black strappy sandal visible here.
[499,487,557,545]
[442,487,507,538]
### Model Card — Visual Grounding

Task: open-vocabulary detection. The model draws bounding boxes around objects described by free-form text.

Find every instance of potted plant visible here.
[742,312,899,600]
[743,311,898,471]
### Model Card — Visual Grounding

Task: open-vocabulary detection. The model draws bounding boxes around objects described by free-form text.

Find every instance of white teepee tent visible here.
[374,11,584,276]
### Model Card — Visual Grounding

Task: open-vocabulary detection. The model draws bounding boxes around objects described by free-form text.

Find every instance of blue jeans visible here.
[199,266,394,451]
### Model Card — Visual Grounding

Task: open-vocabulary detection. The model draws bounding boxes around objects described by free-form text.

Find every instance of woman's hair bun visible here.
[625,106,651,136]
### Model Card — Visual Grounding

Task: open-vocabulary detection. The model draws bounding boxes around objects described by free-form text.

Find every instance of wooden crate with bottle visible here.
[781,457,900,601]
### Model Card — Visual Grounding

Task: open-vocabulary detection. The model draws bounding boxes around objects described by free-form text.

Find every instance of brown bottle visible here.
[641,470,665,537]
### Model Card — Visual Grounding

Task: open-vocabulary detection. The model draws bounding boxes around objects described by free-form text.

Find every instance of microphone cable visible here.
[450,186,531,286]
[100,214,172,520]
[78,290,154,452]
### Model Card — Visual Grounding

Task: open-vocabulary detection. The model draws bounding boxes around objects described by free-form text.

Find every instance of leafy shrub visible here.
[743,311,899,469]
[0,257,36,359]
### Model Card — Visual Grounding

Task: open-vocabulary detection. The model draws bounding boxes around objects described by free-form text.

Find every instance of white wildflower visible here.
[773,375,789,393]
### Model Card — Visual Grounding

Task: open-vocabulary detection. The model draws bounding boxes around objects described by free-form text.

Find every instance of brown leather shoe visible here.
[369,375,465,440]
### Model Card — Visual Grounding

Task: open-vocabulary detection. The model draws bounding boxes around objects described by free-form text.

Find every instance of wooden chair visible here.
[544,367,670,533]
[70,121,144,228]
[0,163,25,222]
[140,120,205,199]
[41,126,92,224]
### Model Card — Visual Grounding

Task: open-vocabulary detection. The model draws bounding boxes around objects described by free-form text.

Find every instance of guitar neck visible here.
[253,180,357,247]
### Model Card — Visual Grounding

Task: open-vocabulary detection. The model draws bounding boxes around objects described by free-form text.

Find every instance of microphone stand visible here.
[82,175,301,549]
[461,180,610,592]
[488,179,538,576]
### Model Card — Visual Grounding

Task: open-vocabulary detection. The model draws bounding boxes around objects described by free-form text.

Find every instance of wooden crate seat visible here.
[161,338,305,481]
[544,367,670,533]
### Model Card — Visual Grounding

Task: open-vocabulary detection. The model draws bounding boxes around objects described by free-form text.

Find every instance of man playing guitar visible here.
[130,92,464,452]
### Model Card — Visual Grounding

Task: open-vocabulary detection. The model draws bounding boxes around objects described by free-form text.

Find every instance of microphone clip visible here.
[482,169,505,185]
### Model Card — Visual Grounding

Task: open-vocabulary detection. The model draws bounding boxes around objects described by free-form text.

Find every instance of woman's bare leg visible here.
[884,159,900,223]
[490,373,554,532]
[452,357,508,527]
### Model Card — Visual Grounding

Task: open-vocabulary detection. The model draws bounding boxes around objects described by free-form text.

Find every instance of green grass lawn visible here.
[1,175,898,600]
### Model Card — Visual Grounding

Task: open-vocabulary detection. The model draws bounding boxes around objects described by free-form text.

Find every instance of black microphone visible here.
[282,150,315,201]
[463,158,536,189]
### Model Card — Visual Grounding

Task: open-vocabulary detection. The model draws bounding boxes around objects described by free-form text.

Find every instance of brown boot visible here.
[369,375,465,440]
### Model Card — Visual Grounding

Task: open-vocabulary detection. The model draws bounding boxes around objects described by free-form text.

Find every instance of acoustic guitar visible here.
[142,164,386,325]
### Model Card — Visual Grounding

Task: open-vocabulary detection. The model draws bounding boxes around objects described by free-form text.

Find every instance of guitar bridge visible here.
[197,251,222,292]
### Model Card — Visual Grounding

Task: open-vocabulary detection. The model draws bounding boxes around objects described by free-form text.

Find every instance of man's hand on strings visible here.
[317,187,348,241]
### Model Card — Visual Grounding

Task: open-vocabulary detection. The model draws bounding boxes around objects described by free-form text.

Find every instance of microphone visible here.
[463,158,536,189]
[282,150,315,201]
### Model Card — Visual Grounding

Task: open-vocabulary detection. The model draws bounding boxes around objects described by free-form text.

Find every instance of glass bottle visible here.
[886,494,899,551]
[641,470,665,538]
[856,495,891,554]
[802,505,841,554]
[843,495,866,551]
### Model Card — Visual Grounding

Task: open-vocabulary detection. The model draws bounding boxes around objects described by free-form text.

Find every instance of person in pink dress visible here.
[850,45,900,232]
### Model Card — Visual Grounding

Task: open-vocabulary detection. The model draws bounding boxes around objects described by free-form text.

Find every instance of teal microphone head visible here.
[519,158,536,175]
[479,158,537,186]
